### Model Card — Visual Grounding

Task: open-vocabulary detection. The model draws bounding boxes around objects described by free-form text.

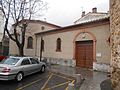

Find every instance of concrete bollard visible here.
[68,83,74,90]
[76,74,82,83]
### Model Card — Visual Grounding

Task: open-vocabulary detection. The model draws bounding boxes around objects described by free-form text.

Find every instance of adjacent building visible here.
[9,8,111,72]
[9,20,61,56]
[0,8,9,56]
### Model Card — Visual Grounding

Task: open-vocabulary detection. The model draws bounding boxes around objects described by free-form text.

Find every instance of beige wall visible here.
[89,24,111,64]
[36,31,74,59]
[36,23,110,64]
[9,38,19,55]
[9,20,110,66]
[9,22,59,56]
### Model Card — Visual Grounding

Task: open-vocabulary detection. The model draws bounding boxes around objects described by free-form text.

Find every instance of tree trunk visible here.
[18,46,24,56]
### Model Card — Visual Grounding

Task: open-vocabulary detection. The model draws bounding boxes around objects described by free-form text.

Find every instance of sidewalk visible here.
[48,64,111,90]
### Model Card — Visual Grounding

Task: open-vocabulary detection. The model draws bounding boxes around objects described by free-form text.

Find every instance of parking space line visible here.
[65,80,75,90]
[16,75,50,90]
[41,73,53,90]
[16,72,74,90]
[42,73,75,90]
[52,73,73,81]
[71,80,75,84]
[44,81,70,90]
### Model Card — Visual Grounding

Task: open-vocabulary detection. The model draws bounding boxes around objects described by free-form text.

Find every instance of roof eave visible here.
[12,19,61,28]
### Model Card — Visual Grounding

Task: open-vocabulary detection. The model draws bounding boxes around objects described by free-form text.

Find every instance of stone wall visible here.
[110,0,120,89]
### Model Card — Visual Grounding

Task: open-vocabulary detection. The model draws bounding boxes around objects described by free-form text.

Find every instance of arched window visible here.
[41,39,44,51]
[56,38,61,52]
[27,36,33,49]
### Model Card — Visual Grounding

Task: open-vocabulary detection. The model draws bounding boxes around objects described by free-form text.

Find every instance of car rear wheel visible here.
[41,66,45,73]
[16,72,23,82]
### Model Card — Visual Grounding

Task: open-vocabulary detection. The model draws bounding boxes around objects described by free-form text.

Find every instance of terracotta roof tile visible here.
[74,12,110,24]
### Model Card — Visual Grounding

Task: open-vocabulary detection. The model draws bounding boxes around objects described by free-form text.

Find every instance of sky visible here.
[40,0,109,26]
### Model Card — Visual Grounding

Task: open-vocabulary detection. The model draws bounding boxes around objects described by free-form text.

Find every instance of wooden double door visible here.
[75,40,93,69]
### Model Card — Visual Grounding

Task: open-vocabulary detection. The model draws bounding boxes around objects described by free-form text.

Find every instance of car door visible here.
[21,58,33,76]
[29,58,41,73]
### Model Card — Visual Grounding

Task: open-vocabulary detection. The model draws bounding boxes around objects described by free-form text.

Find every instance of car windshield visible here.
[0,58,20,65]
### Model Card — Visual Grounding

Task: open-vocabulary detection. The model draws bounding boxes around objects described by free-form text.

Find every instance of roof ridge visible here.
[12,19,61,28]
[74,12,109,24]
[35,17,109,36]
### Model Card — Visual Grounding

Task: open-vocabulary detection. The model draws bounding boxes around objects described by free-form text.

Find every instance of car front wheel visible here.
[16,72,23,82]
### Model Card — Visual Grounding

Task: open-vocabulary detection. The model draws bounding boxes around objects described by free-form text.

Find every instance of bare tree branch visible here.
[4,18,16,42]
[13,0,16,19]
[0,0,47,56]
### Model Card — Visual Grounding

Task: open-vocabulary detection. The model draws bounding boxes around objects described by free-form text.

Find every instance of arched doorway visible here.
[73,30,96,68]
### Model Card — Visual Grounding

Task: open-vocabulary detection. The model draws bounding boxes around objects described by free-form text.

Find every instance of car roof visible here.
[10,56,35,59]
[9,56,33,59]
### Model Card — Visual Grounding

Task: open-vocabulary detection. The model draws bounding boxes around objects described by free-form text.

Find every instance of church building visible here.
[9,8,111,72]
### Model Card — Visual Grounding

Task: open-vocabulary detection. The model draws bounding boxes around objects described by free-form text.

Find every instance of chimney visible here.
[81,11,85,17]
[92,7,97,13]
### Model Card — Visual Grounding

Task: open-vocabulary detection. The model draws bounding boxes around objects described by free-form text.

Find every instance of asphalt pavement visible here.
[0,68,75,90]
[0,65,112,90]
[49,64,111,90]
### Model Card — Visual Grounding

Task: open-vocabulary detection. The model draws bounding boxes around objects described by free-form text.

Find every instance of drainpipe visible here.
[40,36,43,61]
[35,35,37,56]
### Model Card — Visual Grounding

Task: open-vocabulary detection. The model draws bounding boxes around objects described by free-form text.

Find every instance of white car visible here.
[0,57,46,81]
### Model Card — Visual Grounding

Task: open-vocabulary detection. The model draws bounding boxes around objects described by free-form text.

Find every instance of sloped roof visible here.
[35,17,109,36]
[35,10,110,36]
[74,12,110,24]
[12,19,61,28]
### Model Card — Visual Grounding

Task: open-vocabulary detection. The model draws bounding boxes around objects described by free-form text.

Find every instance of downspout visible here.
[35,35,37,56]
[40,36,43,61]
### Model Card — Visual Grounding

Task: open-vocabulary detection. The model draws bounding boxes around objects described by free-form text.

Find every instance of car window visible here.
[0,58,20,65]
[30,58,39,64]
[21,58,30,65]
